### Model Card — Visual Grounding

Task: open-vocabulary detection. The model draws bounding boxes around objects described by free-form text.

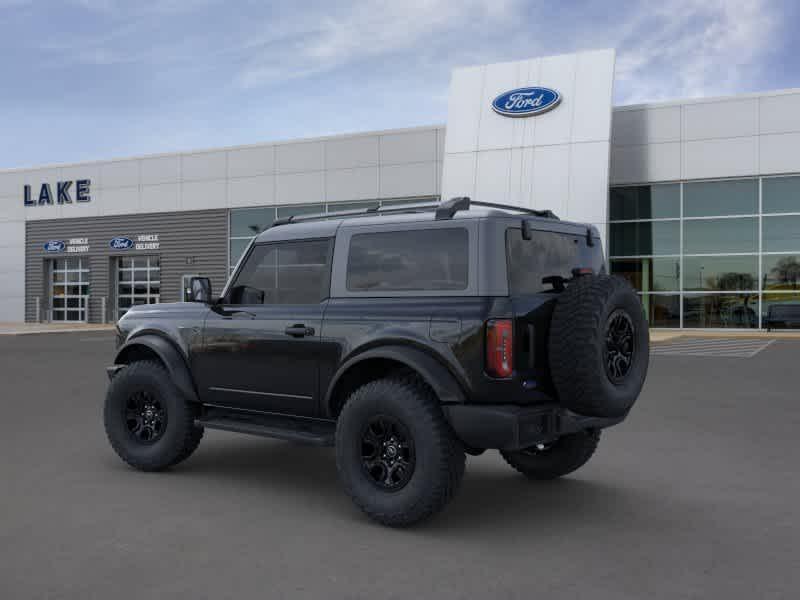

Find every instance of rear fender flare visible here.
[114,334,199,403]
[324,345,466,417]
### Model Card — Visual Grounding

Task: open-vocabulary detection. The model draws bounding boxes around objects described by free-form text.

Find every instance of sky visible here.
[1,0,798,169]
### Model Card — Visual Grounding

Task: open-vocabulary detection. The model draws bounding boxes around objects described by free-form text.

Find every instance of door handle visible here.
[285,324,315,337]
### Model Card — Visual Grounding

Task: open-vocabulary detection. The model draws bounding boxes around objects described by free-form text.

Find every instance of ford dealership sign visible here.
[110,237,134,250]
[491,87,561,117]
[44,240,66,253]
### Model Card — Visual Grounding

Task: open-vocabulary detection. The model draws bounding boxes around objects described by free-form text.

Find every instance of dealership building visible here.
[1,48,799,329]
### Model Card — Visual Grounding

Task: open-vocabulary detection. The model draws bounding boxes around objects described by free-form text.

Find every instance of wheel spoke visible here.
[360,416,415,491]
[123,389,167,445]
[604,309,635,383]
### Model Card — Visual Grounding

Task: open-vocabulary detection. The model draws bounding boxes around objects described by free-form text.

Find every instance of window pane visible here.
[609,221,680,256]
[507,229,603,295]
[683,294,758,328]
[347,229,468,292]
[231,239,332,304]
[683,179,758,217]
[763,215,800,252]
[762,293,800,328]
[762,254,800,291]
[682,255,758,291]
[381,197,437,207]
[610,258,680,292]
[328,200,379,213]
[230,207,274,237]
[640,294,680,328]
[276,204,324,219]
[763,176,800,214]
[230,238,252,267]
[683,218,756,254]
[609,184,680,220]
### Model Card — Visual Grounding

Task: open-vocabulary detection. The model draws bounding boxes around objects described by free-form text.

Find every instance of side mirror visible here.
[189,277,212,303]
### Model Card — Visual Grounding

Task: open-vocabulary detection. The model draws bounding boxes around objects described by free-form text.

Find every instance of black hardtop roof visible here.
[253,197,598,244]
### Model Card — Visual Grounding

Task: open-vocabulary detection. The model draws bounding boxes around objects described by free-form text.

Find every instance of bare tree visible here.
[769,256,800,290]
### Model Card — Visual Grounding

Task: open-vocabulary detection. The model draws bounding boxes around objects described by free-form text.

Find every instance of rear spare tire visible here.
[548,274,648,418]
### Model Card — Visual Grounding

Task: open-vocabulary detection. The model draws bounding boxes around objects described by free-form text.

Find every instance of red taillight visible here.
[486,319,513,378]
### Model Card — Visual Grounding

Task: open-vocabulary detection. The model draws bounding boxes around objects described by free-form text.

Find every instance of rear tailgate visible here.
[506,222,605,392]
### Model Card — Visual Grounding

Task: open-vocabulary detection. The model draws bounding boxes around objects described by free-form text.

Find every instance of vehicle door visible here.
[193,238,333,417]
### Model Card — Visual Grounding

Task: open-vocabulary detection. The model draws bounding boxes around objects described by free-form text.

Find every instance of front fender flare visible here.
[324,345,466,415]
[114,334,199,403]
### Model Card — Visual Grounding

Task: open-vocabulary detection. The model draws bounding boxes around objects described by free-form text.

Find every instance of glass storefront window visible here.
[330,200,380,212]
[682,255,758,291]
[276,204,324,219]
[683,294,758,328]
[762,254,800,291]
[230,238,252,268]
[610,258,680,292]
[609,184,680,220]
[230,207,275,237]
[683,179,758,217]
[640,294,680,328]
[609,221,680,256]
[683,218,757,254]
[762,292,800,328]
[763,176,800,214]
[381,197,436,207]
[763,215,800,253]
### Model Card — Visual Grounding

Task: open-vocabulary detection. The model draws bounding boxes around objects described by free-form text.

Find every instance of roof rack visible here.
[270,196,558,228]
[435,197,559,220]
[271,200,440,227]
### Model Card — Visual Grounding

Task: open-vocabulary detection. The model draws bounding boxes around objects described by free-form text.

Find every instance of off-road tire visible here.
[500,429,600,480]
[335,376,466,527]
[549,274,649,418]
[104,360,203,471]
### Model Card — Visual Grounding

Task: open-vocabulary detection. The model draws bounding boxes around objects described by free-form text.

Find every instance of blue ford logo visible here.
[110,237,134,250]
[44,240,65,253]
[491,87,561,117]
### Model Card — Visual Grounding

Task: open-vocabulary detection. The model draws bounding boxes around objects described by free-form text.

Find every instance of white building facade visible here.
[1,50,799,329]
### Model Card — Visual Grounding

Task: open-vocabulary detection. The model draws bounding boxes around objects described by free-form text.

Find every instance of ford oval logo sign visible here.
[110,236,134,250]
[491,87,561,117]
[44,240,65,253]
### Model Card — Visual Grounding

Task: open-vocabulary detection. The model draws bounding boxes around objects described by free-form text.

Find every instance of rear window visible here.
[346,228,469,292]
[506,228,602,295]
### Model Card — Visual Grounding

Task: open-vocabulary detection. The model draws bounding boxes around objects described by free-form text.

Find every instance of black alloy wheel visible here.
[604,308,635,384]
[124,390,167,444]
[360,416,415,491]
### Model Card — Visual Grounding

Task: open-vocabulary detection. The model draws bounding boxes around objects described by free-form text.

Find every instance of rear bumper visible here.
[443,403,625,451]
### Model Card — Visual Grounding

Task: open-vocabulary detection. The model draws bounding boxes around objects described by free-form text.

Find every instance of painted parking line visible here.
[651,338,775,358]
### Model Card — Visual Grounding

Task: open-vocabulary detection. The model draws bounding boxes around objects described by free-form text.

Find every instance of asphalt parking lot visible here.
[1,332,798,599]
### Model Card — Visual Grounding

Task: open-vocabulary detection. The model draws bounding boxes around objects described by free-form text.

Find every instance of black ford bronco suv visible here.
[104,197,648,526]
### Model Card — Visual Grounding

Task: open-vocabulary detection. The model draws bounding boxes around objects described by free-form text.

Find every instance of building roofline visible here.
[0,123,446,175]
[613,86,800,112]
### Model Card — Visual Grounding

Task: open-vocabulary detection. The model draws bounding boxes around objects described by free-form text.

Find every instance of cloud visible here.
[614,0,779,104]
[236,0,524,89]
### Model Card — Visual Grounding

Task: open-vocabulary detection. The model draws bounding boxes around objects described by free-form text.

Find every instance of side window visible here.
[346,228,469,292]
[229,239,332,305]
